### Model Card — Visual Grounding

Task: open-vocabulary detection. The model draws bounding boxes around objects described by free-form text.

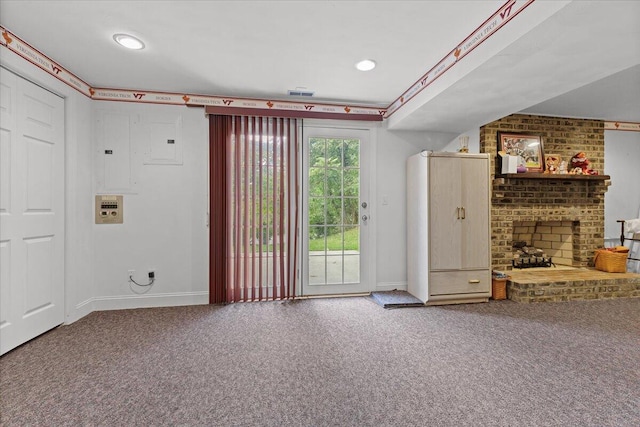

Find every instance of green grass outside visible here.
[309,227,359,251]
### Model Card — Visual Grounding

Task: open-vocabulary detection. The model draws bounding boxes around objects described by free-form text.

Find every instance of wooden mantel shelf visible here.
[497,173,610,181]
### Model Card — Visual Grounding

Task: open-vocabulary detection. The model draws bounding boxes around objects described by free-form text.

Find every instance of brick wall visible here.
[513,220,575,266]
[531,221,575,265]
[480,114,607,271]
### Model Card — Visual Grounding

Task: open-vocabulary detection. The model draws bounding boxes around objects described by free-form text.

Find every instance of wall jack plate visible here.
[95,195,123,224]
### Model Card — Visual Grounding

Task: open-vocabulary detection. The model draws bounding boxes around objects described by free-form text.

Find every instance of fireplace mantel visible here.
[493,173,611,196]
[493,172,611,199]
[496,173,610,181]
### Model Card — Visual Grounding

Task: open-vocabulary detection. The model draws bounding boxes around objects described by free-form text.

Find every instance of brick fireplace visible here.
[513,220,576,267]
[480,114,608,272]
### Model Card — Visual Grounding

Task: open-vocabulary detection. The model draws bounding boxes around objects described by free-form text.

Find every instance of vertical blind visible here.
[210,115,299,303]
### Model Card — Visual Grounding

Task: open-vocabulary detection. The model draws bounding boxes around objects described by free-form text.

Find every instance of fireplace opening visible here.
[512,221,577,268]
[512,240,554,268]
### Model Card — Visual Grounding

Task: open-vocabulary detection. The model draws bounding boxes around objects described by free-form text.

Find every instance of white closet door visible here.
[0,68,65,355]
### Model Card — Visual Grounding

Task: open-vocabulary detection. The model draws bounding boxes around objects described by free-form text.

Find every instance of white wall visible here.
[374,127,457,290]
[0,49,94,324]
[440,129,481,154]
[604,130,640,241]
[1,49,209,320]
[91,102,209,310]
[65,87,95,322]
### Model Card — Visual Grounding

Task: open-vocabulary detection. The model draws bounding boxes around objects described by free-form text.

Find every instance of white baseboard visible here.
[376,282,407,292]
[93,291,209,312]
[65,292,209,322]
[65,297,95,324]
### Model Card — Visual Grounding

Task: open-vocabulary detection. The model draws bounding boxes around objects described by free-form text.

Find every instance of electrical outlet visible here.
[128,270,135,282]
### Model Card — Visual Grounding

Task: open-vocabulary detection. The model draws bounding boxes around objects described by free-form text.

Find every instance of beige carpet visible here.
[1,297,639,426]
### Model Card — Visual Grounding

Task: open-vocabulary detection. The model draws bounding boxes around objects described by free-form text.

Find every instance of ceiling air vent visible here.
[288,89,315,97]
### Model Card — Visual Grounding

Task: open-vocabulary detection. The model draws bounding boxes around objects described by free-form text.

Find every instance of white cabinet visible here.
[407,152,491,305]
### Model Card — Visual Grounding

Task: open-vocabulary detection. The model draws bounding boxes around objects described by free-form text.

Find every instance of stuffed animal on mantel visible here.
[544,154,561,174]
[569,152,598,175]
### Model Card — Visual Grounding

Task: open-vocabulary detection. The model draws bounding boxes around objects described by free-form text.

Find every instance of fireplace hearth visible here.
[507,267,640,303]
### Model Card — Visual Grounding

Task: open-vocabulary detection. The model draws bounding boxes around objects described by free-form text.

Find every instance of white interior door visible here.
[0,67,65,355]
[302,127,371,296]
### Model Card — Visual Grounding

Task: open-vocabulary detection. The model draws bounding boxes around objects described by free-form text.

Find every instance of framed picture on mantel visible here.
[497,132,545,172]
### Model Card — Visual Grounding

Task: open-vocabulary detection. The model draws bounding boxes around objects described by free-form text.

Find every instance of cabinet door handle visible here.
[461,207,466,219]
[468,279,480,284]
[456,207,460,219]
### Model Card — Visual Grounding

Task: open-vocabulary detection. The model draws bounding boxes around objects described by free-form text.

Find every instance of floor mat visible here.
[370,290,425,309]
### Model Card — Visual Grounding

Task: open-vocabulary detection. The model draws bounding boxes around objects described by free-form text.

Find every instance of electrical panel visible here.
[95,195,123,224]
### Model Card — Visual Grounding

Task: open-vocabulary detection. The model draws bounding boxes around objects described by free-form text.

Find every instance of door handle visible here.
[457,207,460,219]
[461,207,466,219]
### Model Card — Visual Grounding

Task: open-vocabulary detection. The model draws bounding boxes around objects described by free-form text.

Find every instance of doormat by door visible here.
[370,290,425,309]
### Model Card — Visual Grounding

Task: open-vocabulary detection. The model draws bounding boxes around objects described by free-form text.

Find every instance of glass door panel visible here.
[303,127,370,295]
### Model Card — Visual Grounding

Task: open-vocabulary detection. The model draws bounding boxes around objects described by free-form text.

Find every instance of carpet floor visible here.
[1,297,639,426]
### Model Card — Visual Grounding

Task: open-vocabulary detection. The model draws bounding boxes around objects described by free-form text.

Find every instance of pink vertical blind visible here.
[210,115,299,303]
[209,115,229,304]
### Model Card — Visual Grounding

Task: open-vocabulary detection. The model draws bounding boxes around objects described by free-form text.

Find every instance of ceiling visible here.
[1,1,639,133]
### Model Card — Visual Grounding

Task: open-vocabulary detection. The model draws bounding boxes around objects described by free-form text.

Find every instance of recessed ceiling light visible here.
[356,59,376,71]
[113,34,145,50]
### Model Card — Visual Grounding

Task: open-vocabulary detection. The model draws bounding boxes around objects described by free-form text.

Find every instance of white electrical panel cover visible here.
[143,115,183,165]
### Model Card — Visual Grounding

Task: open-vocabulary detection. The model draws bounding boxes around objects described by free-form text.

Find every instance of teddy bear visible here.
[569,152,598,175]
[544,154,561,174]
